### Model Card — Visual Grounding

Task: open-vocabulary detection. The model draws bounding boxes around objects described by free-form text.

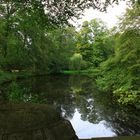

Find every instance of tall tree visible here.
[96,3,140,107]
[47,27,77,73]
[76,19,113,68]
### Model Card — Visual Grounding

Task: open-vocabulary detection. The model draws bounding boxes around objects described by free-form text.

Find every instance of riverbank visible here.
[1,70,140,110]
[62,70,88,75]
[0,70,50,85]
[62,69,100,77]
[62,70,140,110]
[0,70,87,85]
[0,69,93,85]
[0,70,32,85]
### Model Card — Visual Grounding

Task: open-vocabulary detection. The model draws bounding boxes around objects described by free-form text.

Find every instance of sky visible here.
[74,1,128,29]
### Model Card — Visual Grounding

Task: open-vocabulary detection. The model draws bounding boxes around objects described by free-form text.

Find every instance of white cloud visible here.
[73,1,128,29]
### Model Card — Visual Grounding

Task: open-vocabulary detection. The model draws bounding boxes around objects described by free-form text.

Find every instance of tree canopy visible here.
[0,0,140,108]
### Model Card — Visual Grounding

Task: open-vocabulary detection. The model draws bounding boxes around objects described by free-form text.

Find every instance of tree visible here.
[76,21,94,67]
[0,0,138,73]
[76,19,113,68]
[47,27,77,73]
[0,0,130,57]
[0,0,55,72]
[69,53,83,71]
[96,3,140,107]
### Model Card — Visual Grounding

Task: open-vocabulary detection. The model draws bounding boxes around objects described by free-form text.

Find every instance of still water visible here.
[1,75,140,139]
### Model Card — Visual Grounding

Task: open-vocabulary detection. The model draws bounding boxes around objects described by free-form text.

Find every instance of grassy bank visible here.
[62,70,92,75]
[62,69,100,78]
[0,70,90,85]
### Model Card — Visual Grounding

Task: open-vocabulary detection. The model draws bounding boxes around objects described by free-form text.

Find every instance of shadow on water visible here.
[0,103,78,140]
[0,75,140,139]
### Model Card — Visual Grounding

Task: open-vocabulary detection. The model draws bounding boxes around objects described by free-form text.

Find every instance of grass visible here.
[62,70,90,75]
[62,69,100,78]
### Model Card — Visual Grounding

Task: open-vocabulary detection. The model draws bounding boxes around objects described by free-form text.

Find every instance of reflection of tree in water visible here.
[75,89,140,136]
[69,75,85,94]
[67,75,140,136]
[69,75,103,123]
[92,91,140,135]
[3,75,140,136]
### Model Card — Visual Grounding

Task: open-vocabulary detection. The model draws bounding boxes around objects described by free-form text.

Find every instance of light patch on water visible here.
[70,109,116,139]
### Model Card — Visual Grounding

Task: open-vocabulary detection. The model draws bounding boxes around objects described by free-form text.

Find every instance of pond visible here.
[1,75,140,139]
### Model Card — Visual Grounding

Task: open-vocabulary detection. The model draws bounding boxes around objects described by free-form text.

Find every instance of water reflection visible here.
[70,109,116,139]
[1,75,140,139]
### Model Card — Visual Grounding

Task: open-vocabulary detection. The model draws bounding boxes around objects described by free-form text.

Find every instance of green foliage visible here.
[0,0,136,74]
[0,70,16,84]
[96,4,140,107]
[113,89,139,105]
[47,27,77,73]
[0,0,139,109]
[8,81,24,102]
[69,53,83,71]
[7,81,42,103]
[76,19,113,68]
[0,0,121,29]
